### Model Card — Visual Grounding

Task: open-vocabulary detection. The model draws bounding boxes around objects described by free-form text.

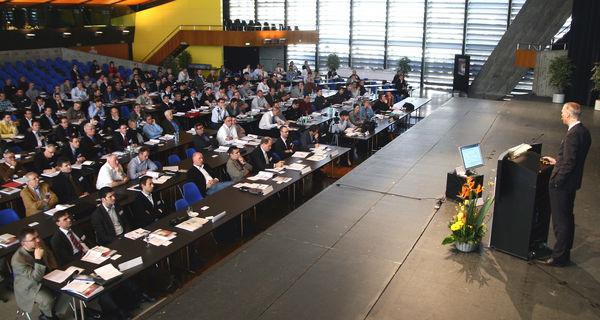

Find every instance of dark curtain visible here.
[567,0,600,106]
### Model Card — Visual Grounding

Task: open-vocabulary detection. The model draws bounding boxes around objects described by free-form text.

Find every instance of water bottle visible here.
[250,112,254,119]
[174,132,179,144]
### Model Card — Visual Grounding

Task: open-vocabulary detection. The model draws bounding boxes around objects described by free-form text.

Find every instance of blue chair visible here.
[185,148,197,159]
[272,152,281,161]
[0,208,20,226]
[168,154,181,165]
[153,160,162,169]
[175,199,189,211]
[183,182,204,205]
[10,145,22,153]
[120,106,130,119]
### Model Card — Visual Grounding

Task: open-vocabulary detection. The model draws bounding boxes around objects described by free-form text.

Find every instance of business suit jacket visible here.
[550,123,592,192]
[113,132,130,151]
[52,171,90,203]
[61,145,84,164]
[21,183,59,216]
[272,136,294,160]
[80,134,102,160]
[18,117,34,134]
[23,131,45,150]
[91,204,128,246]
[39,114,58,131]
[161,118,182,135]
[249,146,275,173]
[104,117,127,132]
[131,191,166,228]
[127,129,146,145]
[298,130,317,151]
[33,152,57,174]
[50,227,87,266]
[187,165,216,197]
[11,245,58,313]
[0,162,26,184]
[54,124,78,143]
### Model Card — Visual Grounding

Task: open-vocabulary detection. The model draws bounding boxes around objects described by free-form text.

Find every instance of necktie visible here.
[68,174,82,197]
[48,115,55,126]
[123,135,128,147]
[67,230,85,255]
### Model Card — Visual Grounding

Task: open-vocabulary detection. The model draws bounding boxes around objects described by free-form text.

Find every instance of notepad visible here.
[94,264,122,281]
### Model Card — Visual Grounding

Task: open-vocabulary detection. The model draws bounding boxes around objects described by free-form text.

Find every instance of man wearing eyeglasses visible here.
[0,151,26,184]
[11,227,67,320]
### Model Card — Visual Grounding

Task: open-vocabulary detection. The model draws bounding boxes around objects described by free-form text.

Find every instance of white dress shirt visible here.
[259,111,283,130]
[211,106,229,123]
[96,162,124,189]
[216,123,238,146]
[194,164,214,187]
[59,227,88,255]
[257,82,269,94]
[251,96,268,111]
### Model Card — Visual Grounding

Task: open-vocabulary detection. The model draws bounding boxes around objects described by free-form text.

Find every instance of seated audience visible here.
[0,113,17,137]
[131,176,166,227]
[226,146,252,182]
[54,117,78,143]
[61,137,85,165]
[113,123,130,151]
[104,107,127,132]
[161,109,182,135]
[12,227,68,320]
[127,119,146,145]
[192,123,217,152]
[66,102,87,123]
[249,137,284,173]
[216,116,238,146]
[23,120,46,150]
[91,187,128,245]
[211,98,229,129]
[52,158,90,203]
[272,126,295,160]
[127,147,158,180]
[299,125,320,151]
[143,114,164,139]
[187,152,234,197]
[33,144,58,174]
[0,151,26,184]
[39,107,58,131]
[96,154,129,189]
[80,123,103,159]
[21,172,58,216]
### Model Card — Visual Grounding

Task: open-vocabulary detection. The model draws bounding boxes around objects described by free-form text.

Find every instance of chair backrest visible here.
[174,198,189,211]
[120,105,131,119]
[168,154,181,165]
[185,148,197,159]
[183,182,204,205]
[0,208,20,226]
[153,160,163,169]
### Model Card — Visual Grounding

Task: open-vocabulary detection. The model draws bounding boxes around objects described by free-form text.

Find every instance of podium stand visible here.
[490,147,553,260]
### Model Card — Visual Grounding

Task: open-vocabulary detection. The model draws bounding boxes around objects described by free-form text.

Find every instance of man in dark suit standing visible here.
[249,137,284,173]
[91,187,128,246]
[52,158,90,203]
[272,126,295,160]
[131,176,166,227]
[542,102,592,267]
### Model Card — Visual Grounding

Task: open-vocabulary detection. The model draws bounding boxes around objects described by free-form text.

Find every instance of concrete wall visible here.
[469,0,572,99]
[532,50,568,97]
[0,47,159,71]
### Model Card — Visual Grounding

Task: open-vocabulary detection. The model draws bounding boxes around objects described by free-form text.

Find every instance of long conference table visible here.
[36,144,349,319]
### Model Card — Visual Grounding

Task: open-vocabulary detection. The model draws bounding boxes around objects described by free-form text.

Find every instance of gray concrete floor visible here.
[143,97,600,320]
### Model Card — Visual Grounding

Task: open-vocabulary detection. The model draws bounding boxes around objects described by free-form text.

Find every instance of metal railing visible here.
[141,25,223,63]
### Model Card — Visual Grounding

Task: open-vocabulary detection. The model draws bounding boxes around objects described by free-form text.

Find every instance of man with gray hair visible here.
[541,102,592,267]
[33,144,59,174]
[20,172,58,216]
[96,154,129,189]
[80,122,103,159]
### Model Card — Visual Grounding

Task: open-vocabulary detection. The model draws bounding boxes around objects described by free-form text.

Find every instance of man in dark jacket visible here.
[131,176,166,228]
[542,102,592,267]
[91,187,128,245]
[52,158,90,203]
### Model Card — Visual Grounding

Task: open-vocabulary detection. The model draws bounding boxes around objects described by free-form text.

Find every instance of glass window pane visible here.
[287,0,317,68]
[257,0,284,26]
[351,0,386,69]
[317,0,350,71]
[229,0,255,22]
[387,0,425,79]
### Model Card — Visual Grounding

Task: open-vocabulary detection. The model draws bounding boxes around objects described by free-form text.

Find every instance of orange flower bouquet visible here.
[442,177,494,250]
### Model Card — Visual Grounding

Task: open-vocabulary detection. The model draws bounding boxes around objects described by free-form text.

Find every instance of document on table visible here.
[82,160,95,166]
[41,171,60,178]
[118,256,143,272]
[81,246,116,264]
[124,228,150,240]
[285,163,306,171]
[272,176,292,184]
[163,166,179,172]
[153,175,172,184]
[307,155,326,161]
[214,146,229,152]
[292,151,310,158]
[176,217,209,232]
[44,204,75,216]
[247,171,274,181]
[44,266,84,283]
[94,264,123,281]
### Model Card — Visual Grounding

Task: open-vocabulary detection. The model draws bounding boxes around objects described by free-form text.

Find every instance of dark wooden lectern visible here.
[490,147,553,260]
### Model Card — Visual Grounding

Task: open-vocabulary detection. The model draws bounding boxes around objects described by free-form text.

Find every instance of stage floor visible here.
[145,97,600,319]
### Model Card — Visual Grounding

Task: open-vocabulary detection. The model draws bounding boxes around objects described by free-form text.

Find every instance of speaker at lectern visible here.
[490,143,553,260]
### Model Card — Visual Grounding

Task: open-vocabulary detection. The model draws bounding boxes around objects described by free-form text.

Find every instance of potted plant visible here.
[177,50,192,70]
[162,56,178,73]
[442,177,494,252]
[548,55,574,104]
[326,53,340,72]
[590,62,600,111]
[397,57,412,77]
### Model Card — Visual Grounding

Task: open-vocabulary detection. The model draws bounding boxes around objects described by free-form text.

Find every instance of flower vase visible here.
[455,242,478,253]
